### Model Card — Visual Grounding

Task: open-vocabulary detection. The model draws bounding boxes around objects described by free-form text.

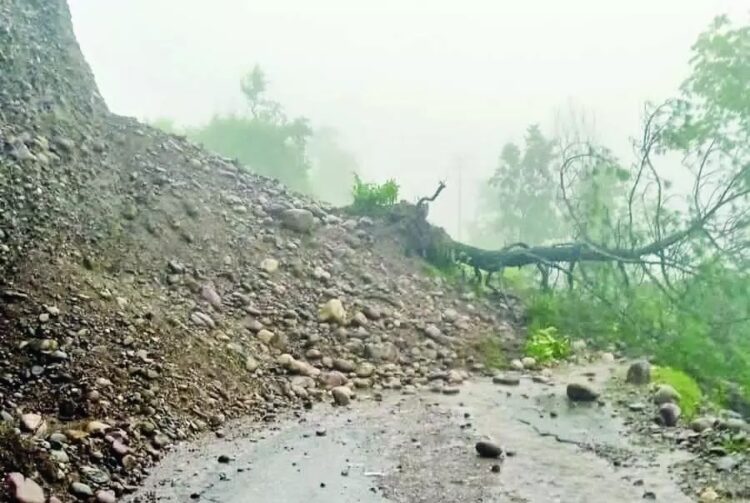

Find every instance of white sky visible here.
[68,0,747,238]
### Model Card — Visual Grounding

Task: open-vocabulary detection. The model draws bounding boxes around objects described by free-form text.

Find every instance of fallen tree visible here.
[395,100,750,295]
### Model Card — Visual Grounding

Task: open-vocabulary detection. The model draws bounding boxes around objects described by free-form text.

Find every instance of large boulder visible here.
[280,208,315,233]
[654,384,681,405]
[626,360,651,385]
[5,473,45,503]
[566,382,600,402]
[659,402,681,427]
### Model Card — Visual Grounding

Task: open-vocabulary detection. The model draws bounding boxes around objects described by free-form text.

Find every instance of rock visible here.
[722,417,750,432]
[331,386,352,406]
[257,329,274,345]
[698,487,719,502]
[5,473,45,503]
[566,382,599,402]
[653,384,681,405]
[319,299,347,324]
[85,421,110,435]
[70,482,94,498]
[270,332,288,351]
[49,449,70,464]
[280,208,315,233]
[442,387,461,395]
[424,324,443,341]
[152,434,171,449]
[510,359,524,371]
[571,340,587,353]
[492,374,521,386]
[333,358,355,373]
[364,342,399,362]
[260,258,279,273]
[659,402,681,427]
[600,352,615,363]
[715,455,740,472]
[443,308,459,322]
[20,413,43,433]
[95,490,117,503]
[521,357,537,369]
[201,284,222,310]
[628,402,646,412]
[80,466,110,485]
[191,311,216,329]
[690,417,716,433]
[362,305,381,320]
[475,441,503,458]
[351,312,368,327]
[626,360,651,385]
[245,356,259,372]
[218,454,231,464]
[319,371,348,389]
[355,363,375,378]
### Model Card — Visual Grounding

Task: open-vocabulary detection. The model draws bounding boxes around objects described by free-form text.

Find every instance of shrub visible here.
[351,174,399,212]
[524,326,571,363]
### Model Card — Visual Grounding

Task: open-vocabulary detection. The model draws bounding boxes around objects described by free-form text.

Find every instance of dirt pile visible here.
[0,2,520,502]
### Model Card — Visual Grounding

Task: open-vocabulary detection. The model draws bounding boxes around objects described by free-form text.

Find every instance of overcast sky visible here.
[68,0,747,238]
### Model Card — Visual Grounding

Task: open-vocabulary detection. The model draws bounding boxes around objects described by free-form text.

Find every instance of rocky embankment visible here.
[0,2,522,502]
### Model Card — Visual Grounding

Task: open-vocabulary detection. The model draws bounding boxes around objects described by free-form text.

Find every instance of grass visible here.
[652,366,704,419]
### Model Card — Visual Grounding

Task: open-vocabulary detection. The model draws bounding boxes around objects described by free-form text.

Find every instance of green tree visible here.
[185,65,313,193]
[473,125,562,246]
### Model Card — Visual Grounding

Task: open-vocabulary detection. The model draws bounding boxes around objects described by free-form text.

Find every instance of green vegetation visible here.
[470,125,562,248]
[652,366,704,419]
[524,326,571,364]
[149,65,359,200]
[463,16,750,411]
[351,174,399,212]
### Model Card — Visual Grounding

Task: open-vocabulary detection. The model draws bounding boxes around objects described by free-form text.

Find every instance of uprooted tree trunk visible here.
[388,104,750,293]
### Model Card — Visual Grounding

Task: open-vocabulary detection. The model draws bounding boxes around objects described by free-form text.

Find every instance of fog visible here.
[68,0,746,237]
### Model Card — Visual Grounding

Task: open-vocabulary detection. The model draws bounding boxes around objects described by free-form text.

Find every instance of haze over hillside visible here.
[67,0,746,238]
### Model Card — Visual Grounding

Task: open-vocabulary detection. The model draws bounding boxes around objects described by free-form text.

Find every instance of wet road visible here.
[130,363,693,502]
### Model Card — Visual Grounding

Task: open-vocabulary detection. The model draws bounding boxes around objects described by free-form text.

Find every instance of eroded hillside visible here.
[0,2,519,501]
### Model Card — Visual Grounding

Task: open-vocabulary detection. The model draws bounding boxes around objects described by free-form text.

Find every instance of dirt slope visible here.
[0,2,520,502]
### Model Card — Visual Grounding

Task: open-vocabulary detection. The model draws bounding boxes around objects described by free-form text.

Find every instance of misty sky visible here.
[68,1,747,239]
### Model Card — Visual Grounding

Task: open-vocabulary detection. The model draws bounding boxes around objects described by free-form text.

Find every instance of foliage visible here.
[351,174,399,212]
[524,326,571,364]
[481,16,750,413]
[186,114,312,193]
[652,366,704,419]
[472,125,563,247]
[168,65,314,193]
[476,335,506,370]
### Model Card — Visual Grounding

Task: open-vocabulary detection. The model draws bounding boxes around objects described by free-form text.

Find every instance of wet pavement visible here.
[129,362,694,502]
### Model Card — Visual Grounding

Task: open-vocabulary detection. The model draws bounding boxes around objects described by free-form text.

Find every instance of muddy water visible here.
[130,363,693,503]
